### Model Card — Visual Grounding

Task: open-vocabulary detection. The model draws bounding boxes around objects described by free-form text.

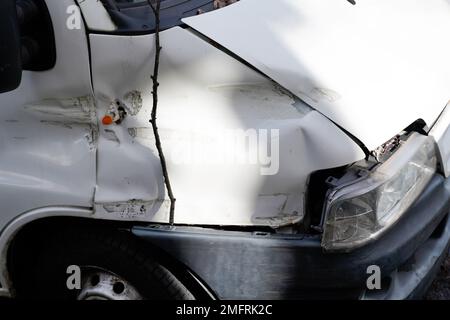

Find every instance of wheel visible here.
[20,227,194,300]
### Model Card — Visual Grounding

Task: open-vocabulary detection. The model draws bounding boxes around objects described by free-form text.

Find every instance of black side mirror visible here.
[0,0,22,94]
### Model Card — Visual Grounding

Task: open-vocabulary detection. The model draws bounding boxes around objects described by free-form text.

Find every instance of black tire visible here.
[22,227,194,300]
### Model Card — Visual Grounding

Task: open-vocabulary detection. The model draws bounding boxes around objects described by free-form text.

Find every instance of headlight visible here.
[322,133,437,252]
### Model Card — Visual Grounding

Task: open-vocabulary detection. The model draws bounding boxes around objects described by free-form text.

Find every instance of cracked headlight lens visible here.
[322,133,437,251]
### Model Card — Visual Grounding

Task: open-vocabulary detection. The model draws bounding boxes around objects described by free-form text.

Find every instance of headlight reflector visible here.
[322,133,437,251]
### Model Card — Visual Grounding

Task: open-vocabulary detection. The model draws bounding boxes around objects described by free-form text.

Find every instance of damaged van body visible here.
[0,0,449,299]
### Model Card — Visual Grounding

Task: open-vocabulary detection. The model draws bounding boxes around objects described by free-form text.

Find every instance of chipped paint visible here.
[123,90,143,116]
[95,199,169,221]
[310,88,341,103]
[127,127,154,141]
[251,193,303,228]
[127,128,138,138]
[253,214,303,226]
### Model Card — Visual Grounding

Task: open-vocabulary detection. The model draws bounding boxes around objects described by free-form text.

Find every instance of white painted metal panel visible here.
[184,0,450,150]
[0,0,96,229]
[76,0,117,32]
[90,27,364,226]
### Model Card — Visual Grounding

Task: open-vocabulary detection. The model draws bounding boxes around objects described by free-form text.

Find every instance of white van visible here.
[0,0,449,300]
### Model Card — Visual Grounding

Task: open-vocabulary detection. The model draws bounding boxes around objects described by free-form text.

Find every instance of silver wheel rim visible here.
[77,266,144,300]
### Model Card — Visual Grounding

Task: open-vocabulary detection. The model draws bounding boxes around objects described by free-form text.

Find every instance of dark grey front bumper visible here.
[133,174,450,300]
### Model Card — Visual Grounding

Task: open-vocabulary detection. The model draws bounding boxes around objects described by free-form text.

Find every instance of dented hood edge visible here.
[183,0,450,150]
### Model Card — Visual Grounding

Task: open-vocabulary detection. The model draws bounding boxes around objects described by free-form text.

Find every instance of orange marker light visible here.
[102,115,114,125]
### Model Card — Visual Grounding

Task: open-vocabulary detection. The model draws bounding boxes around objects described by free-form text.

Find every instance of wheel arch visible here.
[1,207,215,299]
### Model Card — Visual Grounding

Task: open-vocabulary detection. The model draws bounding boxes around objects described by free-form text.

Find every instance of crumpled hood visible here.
[184,0,450,150]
